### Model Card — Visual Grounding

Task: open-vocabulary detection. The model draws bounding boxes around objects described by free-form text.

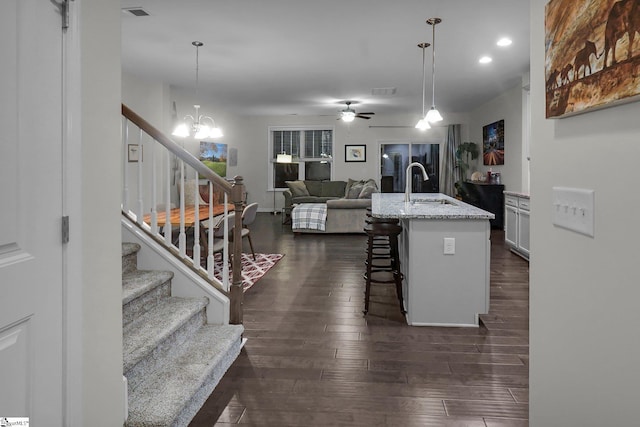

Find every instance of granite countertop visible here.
[503,191,530,199]
[371,193,495,220]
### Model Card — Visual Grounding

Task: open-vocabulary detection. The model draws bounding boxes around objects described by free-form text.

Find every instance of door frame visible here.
[61,2,83,424]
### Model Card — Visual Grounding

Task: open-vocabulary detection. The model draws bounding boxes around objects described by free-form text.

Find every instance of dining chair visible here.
[200,212,236,261]
[240,203,259,260]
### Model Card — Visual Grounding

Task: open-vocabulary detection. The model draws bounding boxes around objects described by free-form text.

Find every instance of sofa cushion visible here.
[326,198,371,209]
[293,196,339,204]
[286,180,310,197]
[358,179,378,199]
[321,180,347,198]
[304,180,323,196]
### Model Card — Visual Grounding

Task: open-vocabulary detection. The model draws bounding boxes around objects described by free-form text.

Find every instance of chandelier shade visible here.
[172,41,223,139]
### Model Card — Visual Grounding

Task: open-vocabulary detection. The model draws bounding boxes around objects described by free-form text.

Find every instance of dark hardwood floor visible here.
[190,213,529,427]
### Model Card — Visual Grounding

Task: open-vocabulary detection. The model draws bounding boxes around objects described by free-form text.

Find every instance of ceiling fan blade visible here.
[356,115,371,120]
[358,112,375,115]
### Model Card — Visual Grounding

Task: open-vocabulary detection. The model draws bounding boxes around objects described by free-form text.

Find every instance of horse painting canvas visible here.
[545,0,640,118]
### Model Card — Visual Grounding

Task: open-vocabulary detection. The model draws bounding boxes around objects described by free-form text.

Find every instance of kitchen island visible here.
[371,193,494,327]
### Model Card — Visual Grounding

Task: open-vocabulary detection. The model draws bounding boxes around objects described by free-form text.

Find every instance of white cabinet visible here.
[504,193,530,260]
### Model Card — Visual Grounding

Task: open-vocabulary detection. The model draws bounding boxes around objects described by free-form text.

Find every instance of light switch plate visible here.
[552,187,595,237]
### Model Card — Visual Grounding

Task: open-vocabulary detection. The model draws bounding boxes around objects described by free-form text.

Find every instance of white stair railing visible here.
[120,104,245,324]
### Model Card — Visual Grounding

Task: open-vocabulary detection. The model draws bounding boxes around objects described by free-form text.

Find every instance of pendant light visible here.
[425,18,443,123]
[172,41,224,139]
[415,42,431,130]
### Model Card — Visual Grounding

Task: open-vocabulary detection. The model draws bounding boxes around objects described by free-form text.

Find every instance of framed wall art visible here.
[199,141,227,177]
[545,0,640,118]
[483,120,505,165]
[345,145,366,162]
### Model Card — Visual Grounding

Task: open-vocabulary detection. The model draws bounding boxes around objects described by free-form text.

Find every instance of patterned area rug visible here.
[214,253,284,292]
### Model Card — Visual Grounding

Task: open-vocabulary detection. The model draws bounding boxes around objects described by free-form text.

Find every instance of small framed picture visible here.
[128,144,142,162]
[345,144,366,162]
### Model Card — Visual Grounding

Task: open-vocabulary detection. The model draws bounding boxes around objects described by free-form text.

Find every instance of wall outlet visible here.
[444,237,455,255]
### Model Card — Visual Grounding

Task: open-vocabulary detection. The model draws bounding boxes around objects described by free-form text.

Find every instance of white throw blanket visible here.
[291,203,327,231]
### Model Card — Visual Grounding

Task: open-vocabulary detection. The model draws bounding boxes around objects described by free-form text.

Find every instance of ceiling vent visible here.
[371,87,397,96]
[122,7,150,17]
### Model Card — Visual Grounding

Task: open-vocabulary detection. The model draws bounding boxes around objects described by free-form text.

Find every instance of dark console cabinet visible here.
[460,182,504,229]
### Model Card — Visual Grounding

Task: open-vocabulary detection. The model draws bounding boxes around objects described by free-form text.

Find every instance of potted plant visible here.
[454,142,479,199]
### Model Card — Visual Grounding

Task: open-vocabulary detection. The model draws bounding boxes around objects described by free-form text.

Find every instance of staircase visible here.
[122,242,244,427]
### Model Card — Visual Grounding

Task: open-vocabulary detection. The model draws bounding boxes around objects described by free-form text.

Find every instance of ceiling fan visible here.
[339,101,375,122]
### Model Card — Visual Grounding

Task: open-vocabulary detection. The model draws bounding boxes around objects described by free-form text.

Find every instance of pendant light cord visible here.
[431,22,436,108]
[422,45,426,116]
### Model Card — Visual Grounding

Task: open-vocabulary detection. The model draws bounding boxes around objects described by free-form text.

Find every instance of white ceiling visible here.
[121,0,531,118]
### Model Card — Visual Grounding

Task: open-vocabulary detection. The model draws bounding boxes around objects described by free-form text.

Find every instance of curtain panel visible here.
[442,124,462,197]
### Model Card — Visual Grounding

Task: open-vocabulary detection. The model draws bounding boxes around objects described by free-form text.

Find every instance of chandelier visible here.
[172,41,223,139]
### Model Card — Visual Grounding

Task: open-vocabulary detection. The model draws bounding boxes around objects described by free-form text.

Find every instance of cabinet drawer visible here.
[505,195,518,207]
[518,198,530,211]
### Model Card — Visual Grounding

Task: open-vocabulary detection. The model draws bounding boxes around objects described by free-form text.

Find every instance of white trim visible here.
[62,1,84,425]
[407,321,480,328]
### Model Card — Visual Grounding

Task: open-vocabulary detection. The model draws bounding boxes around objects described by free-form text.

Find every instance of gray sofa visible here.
[283,179,377,234]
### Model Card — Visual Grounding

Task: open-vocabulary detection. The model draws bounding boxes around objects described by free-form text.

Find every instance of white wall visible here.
[122,73,174,212]
[122,72,171,131]
[529,1,640,426]
[80,0,125,425]
[469,83,525,193]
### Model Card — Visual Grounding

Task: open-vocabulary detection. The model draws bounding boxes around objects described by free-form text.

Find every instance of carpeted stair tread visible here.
[122,242,141,257]
[122,270,174,305]
[123,297,208,373]
[126,324,244,427]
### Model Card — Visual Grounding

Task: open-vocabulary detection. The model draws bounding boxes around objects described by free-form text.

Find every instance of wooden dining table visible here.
[143,204,234,228]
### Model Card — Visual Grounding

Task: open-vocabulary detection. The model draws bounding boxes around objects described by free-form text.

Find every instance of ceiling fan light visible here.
[172,123,190,138]
[341,111,356,122]
[426,107,443,123]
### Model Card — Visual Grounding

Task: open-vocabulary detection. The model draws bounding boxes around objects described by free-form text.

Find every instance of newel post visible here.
[230,175,245,325]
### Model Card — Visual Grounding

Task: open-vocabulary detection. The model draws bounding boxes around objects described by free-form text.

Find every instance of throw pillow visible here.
[344,178,356,198]
[358,179,378,199]
[346,179,365,199]
[285,180,310,197]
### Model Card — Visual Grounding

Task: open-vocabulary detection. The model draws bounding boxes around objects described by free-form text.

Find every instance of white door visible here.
[0,0,64,423]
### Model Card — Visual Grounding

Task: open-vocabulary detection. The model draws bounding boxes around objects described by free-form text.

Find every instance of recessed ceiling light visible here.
[497,38,512,47]
[479,56,493,64]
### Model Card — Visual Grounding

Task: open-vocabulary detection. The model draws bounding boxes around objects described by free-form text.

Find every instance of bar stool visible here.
[363,221,405,315]
[364,208,398,256]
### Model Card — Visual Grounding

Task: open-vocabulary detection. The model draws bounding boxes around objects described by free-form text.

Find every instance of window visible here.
[380,142,440,193]
[269,127,334,189]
